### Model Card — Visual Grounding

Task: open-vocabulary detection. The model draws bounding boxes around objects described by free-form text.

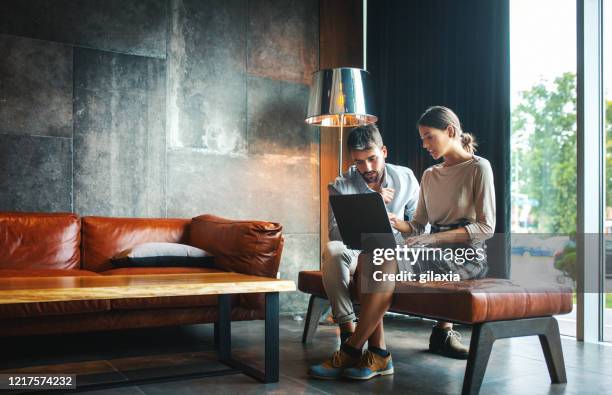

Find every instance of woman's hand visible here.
[405,227,470,246]
[404,234,438,246]
[388,213,412,233]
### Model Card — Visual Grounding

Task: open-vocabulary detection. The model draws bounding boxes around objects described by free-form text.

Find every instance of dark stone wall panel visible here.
[73,49,166,217]
[167,0,247,152]
[0,0,167,58]
[0,34,72,137]
[75,48,166,93]
[166,150,320,235]
[247,0,318,85]
[247,76,314,156]
[278,234,320,313]
[0,134,72,212]
[0,1,321,314]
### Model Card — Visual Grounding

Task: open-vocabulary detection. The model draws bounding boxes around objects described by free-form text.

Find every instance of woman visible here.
[309,106,496,380]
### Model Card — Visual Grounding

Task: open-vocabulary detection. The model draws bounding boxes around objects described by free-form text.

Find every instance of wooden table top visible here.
[0,272,296,304]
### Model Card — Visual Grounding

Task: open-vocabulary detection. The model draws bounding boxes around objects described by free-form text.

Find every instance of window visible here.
[510,0,577,337]
[604,0,611,342]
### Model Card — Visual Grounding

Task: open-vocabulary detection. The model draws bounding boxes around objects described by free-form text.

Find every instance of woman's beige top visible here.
[409,155,496,241]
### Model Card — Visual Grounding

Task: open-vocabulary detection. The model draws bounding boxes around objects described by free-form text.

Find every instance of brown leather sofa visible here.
[0,212,284,337]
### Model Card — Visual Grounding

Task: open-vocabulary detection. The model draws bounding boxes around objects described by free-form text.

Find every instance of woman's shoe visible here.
[428,326,470,359]
[342,350,394,380]
[308,349,360,380]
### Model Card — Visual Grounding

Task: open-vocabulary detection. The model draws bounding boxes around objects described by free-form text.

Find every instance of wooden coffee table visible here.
[0,272,296,390]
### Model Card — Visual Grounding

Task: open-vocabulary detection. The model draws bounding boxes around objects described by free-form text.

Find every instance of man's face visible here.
[350,146,388,184]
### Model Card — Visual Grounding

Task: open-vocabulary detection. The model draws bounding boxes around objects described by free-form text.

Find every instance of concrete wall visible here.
[0,0,320,314]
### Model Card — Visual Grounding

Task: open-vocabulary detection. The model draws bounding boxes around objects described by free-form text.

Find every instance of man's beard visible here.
[360,170,381,184]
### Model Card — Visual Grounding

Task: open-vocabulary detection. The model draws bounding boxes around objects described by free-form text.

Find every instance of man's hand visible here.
[388,213,412,233]
[369,183,395,204]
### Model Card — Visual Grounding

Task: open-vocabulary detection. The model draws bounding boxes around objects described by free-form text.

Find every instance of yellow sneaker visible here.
[342,350,394,380]
[308,349,360,380]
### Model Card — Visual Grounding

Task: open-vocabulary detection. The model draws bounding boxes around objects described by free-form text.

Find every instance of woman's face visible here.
[418,125,453,160]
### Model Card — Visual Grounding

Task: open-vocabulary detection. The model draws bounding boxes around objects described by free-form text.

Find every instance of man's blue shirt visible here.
[328,163,420,241]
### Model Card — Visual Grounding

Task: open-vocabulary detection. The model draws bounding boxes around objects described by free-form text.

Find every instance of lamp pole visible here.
[338,113,345,179]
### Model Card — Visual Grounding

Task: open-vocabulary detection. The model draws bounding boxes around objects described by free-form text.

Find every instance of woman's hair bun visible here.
[461,132,478,153]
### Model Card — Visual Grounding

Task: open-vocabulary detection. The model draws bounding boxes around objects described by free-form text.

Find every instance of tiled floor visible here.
[1,315,611,394]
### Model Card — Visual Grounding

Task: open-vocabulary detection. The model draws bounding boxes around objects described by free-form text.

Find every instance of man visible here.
[314,124,469,380]
[322,123,418,344]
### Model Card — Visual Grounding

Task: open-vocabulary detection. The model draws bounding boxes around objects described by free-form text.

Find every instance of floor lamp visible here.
[305,68,377,180]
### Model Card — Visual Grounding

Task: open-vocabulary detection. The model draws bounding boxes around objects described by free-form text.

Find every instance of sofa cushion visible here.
[0,212,80,270]
[100,267,225,276]
[189,214,284,277]
[0,299,111,319]
[0,306,263,337]
[0,269,100,278]
[81,217,190,272]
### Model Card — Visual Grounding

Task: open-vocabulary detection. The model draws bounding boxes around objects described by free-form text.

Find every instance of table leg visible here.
[217,294,231,361]
[264,292,279,383]
[218,292,280,383]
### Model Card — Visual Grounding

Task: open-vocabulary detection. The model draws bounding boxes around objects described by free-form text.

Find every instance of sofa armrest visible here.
[188,214,284,278]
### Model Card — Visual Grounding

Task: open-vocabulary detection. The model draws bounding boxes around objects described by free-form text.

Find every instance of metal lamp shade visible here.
[305,68,377,126]
[305,68,377,179]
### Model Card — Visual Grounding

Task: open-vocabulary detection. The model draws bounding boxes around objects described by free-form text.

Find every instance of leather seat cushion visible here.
[392,279,573,324]
[298,271,573,324]
[298,270,327,298]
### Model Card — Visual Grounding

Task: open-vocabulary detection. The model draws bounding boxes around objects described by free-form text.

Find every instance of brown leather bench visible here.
[298,270,573,395]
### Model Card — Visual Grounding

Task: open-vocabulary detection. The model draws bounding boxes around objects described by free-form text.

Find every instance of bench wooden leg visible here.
[462,317,566,395]
[302,295,328,343]
[538,317,567,383]
[462,323,495,395]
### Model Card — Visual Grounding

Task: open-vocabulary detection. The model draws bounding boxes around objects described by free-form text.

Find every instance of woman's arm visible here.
[464,161,496,241]
[405,160,496,246]
[390,173,428,235]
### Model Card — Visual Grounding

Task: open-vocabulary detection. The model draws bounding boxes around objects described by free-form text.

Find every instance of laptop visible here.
[329,193,397,251]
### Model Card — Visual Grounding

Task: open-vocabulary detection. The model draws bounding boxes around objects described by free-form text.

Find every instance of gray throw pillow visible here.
[111,242,215,268]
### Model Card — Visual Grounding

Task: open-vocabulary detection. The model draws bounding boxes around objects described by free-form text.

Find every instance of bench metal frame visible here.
[302,294,567,395]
